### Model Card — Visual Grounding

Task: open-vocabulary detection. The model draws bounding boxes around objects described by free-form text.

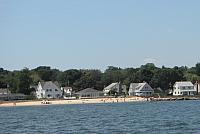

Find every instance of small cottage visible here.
[103,82,126,96]
[129,82,154,97]
[75,88,104,98]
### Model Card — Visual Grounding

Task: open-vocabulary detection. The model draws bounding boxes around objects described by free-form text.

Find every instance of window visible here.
[55,89,58,91]
[175,92,176,94]
[47,94,51,97]
[49,89,52,92]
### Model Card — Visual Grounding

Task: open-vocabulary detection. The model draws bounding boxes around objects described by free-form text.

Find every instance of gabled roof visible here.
[40,81,60,88]
[39,81,60,91]
[104,82,118,90]
[76,88,103,94]
[174,81,194,87]
[129,82,153,92]
[130,83,145,90]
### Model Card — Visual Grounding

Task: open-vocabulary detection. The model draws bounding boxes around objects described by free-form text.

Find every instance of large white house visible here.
[36,81,62,99]
[103,82,126,95]
[129,82,154,97]
[173,81,196,96]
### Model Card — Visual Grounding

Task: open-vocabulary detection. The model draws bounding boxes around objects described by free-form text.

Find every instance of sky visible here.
[1,0,200,71]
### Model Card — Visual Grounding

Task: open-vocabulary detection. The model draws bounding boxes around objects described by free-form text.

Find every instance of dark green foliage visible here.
[33,66,60,81]
[1,63,200,95]
[17,68,33,95]
[73,70,102,90]
[58,69,82,87]
[195,63,200,76]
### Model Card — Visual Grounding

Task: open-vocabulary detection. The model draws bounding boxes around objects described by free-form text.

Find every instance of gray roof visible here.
[104,83,118,90]
[76,88,103,94]
[40,81,60,88]
[129,83,145,90]
[174,81,194,87]
[129,82,153,92]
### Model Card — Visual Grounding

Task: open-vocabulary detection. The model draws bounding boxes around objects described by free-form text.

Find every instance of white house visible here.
[61,87,73,97]
[103,82,126,96]
[36,81,62,99]
[173,81,196,96]
[129,82,154,97]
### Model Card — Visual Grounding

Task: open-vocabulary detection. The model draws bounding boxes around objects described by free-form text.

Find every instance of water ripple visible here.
[1,101,200,134]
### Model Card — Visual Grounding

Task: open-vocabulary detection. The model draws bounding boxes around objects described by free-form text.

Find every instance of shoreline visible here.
[0,96,146,107]
[1,96,200,107]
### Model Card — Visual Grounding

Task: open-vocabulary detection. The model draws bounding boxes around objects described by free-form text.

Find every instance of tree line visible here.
[0,63,200,95]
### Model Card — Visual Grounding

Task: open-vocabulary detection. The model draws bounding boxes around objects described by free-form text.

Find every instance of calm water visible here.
[1,100,200,134]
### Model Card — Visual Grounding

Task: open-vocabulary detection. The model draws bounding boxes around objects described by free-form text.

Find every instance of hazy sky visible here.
[1,0,200,70]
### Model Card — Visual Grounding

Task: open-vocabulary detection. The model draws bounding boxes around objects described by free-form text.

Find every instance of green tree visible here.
[74,70,102,90]
[195,63,200,76]
[33,66,60,81]
[58,69,82,87]
[17,68,33,95]
[102,66,125,86]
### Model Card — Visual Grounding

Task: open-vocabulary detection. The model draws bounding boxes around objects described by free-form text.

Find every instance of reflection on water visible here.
[1,101,200,134]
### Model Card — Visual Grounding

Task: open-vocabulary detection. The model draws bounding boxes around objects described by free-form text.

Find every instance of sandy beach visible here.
[0,96,147,107]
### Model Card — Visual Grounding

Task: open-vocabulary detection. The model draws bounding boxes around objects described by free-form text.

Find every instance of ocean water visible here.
[0,101,200,134]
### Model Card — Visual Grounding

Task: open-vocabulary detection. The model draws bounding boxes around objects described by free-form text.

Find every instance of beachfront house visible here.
[103,82,127,96]
[128,82,154,97]
[61,87,73,97]
[0,88,11,95]
[173,81,196,96]
[0,88,10,100]
[75,88,104,98]
[36,81,62,99]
